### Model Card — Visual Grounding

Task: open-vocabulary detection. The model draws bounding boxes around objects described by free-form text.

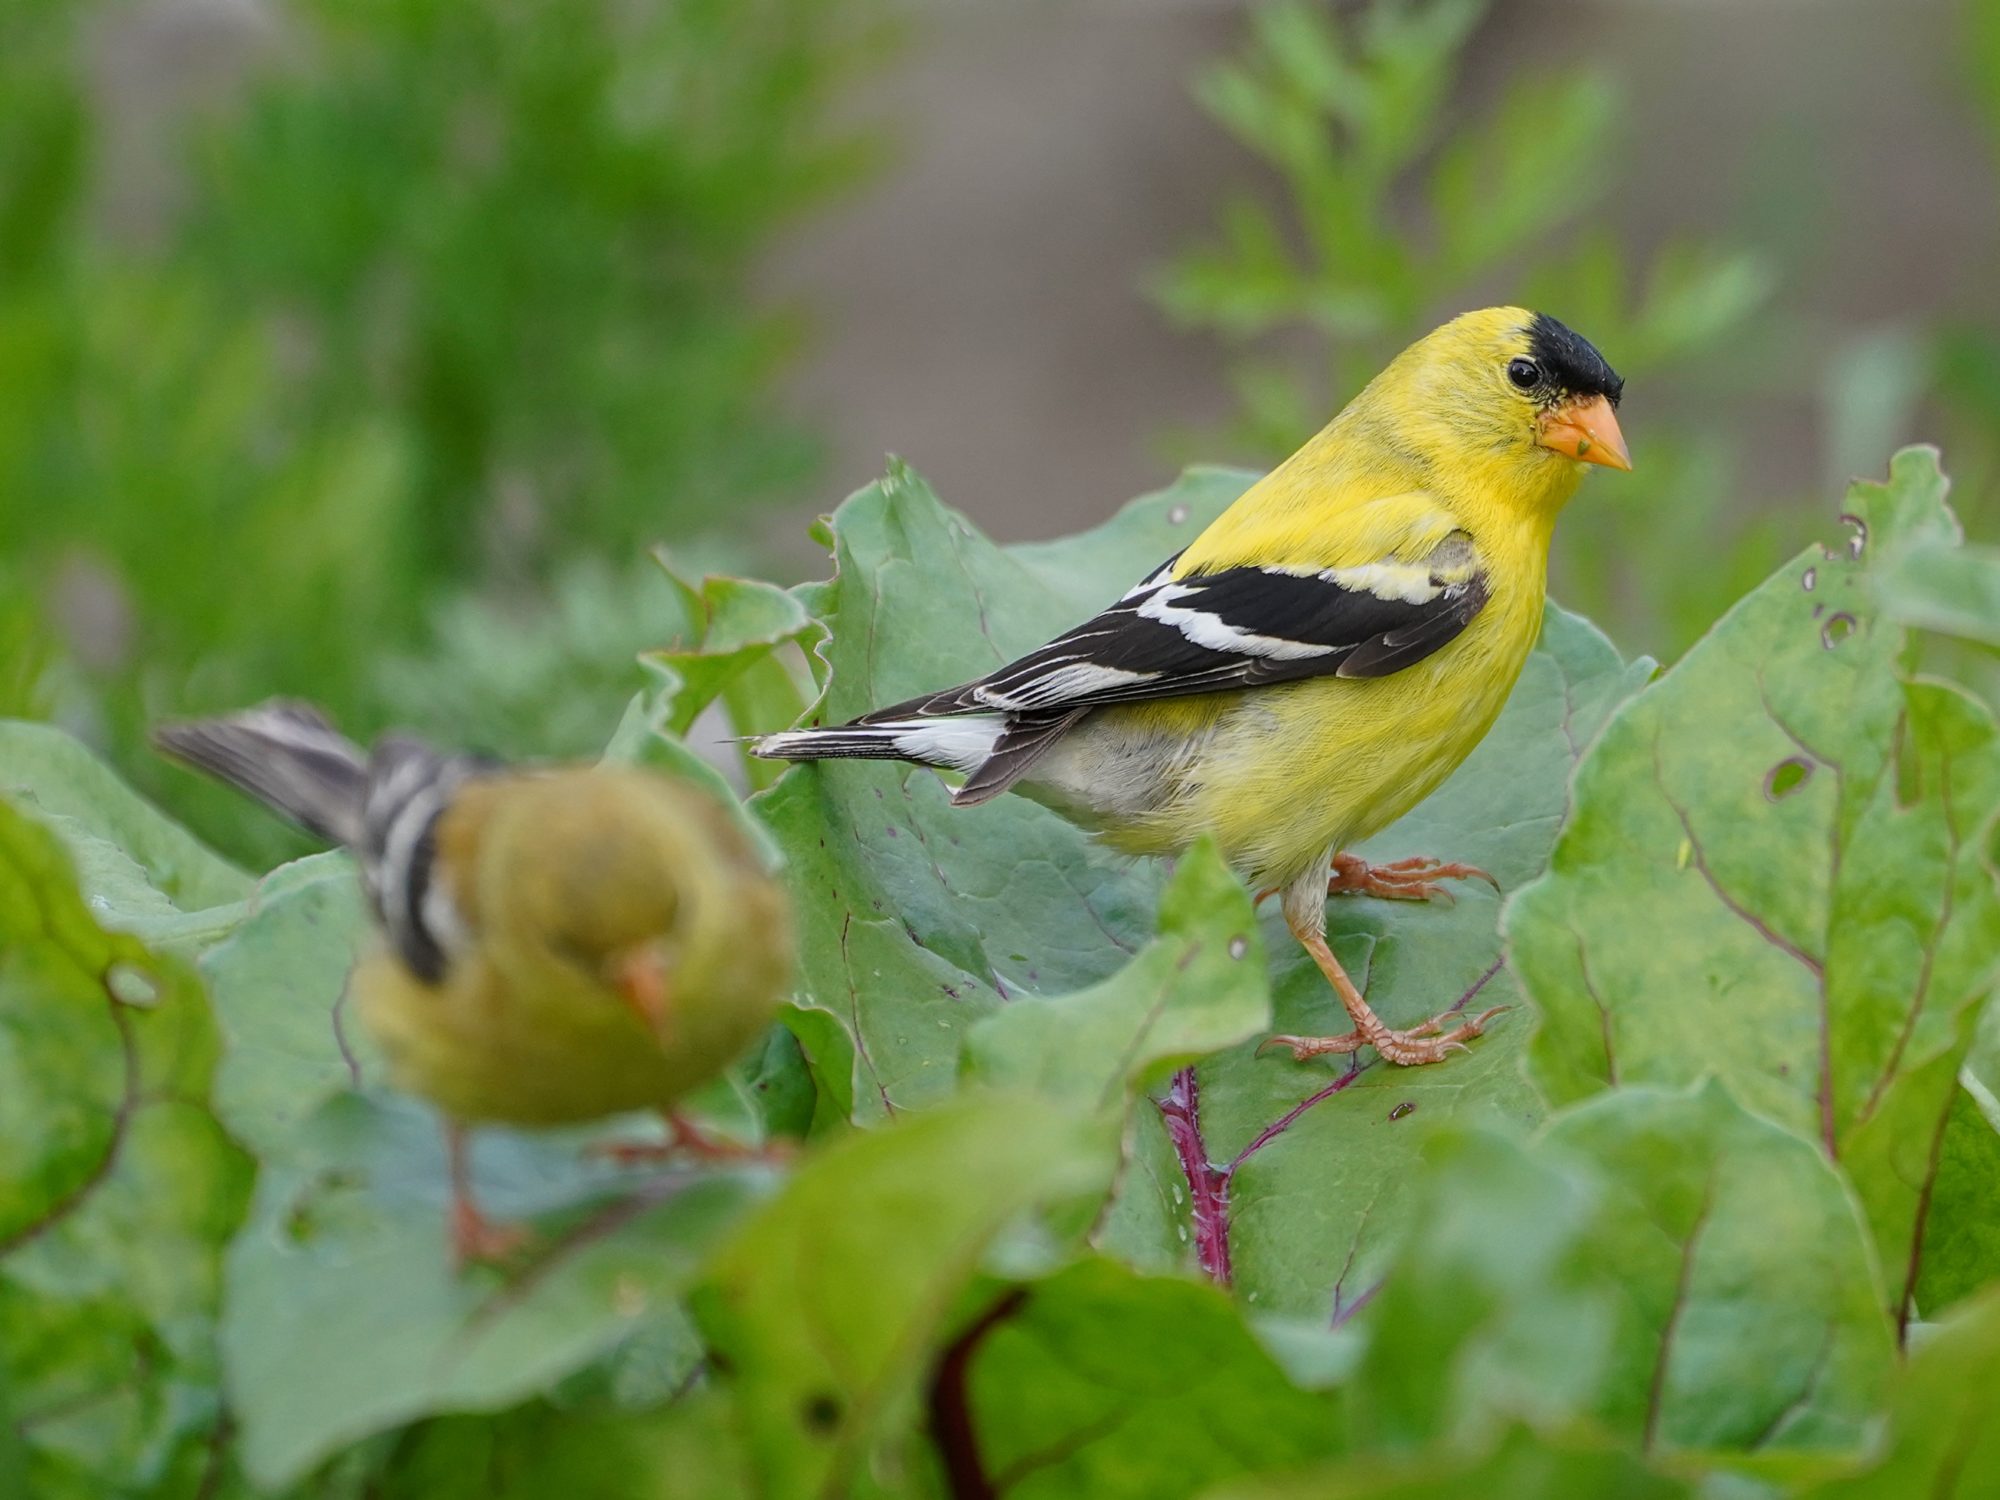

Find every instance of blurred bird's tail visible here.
[153,700,370,847]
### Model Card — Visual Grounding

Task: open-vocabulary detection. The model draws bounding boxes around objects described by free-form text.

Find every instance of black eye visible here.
[1506,358,1541,390]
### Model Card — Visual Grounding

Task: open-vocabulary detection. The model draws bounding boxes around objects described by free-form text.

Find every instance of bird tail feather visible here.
[152,700,370,846]
[751,717,1002,774]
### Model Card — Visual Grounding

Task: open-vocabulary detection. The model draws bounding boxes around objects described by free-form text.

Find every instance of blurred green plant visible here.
[0,0,888,862]
[1153,0,1776,658]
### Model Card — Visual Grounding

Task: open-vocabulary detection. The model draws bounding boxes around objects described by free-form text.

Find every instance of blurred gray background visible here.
[770,0,1995,535]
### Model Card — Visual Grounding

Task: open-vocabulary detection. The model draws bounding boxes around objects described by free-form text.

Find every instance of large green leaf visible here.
[221,1090,774,1489]
[756,462,1651,1316]
[690,1092,1116,1498]
[1803,1287,2000,1496]
[1351,1084,1892,1459]
[0,797,250,1497]
[960,1256,1341,1498]
[1508,448,2000,1332]
[1910,1075,2000,1317]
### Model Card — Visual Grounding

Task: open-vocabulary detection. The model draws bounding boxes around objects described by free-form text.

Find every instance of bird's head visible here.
[1360,306,1630,514]
[465,767,704,1039]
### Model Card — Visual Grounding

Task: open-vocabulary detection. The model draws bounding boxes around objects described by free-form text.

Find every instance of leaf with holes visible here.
[1508,447,2000,1335]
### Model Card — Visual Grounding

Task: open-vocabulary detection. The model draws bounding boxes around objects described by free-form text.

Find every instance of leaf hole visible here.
[1821,612,1856,648]
[1388,1101,1415,1121]
[1839,512,1868,559]
[801,1393,843,1435]
[1800,566,1816,592]
[1765,757,1814,802]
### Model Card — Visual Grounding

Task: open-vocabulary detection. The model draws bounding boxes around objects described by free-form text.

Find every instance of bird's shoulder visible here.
[1176,485,1476,578]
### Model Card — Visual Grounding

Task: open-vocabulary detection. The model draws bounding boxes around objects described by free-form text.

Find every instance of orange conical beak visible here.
[1536,394,1632,471]
[612,940,676,1046]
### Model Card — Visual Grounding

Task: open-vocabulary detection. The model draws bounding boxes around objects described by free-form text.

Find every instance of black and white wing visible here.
[155,702,499,984]
[874,533,1488,719]
[356,737,501,983]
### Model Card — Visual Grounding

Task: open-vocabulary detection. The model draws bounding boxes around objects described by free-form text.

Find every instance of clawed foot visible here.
[1259,1004,1511,1067]
[590,1112,793,1167]
[1254,855,1498,907]
[449,1197,531,1269]
[1327,853,1498,904]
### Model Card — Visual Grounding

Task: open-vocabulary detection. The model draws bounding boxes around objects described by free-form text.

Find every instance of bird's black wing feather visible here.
[359,737,502,984]
[861,545,1489,726]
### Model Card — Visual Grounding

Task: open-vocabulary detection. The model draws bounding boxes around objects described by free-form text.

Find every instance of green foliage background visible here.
[7,0,2000,1495]
[0,0,885,864]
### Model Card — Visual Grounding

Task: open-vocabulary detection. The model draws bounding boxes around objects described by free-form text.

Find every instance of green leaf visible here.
[0,798,250,1496]
[1803,1287,2000,1496]
[690,1092,1116,1498]
[1117,599,1649,1313]
[1205,1425,1690,1500]
[0,720,251,914]
[1510,448,2000,1329]
[199,858,372,1158]
[373,1397,755,1500]
[222,1090,778,1489]
[1874,540,2000,648]
[962,1256,1341,1498]
[637,557,822,794]
[1352,1084,1892,1458]
[965,837,1268,1110]
[1911,1073,2000,1317]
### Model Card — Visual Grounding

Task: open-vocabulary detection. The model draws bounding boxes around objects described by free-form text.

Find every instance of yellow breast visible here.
[1083,522,1551,886]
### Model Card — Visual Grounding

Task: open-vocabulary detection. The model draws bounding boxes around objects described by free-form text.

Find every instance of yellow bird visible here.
[755,308,1628,1066]
[156,704,792,1261]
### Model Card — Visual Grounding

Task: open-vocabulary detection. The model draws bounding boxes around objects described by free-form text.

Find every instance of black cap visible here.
[1528,313,1624,406]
